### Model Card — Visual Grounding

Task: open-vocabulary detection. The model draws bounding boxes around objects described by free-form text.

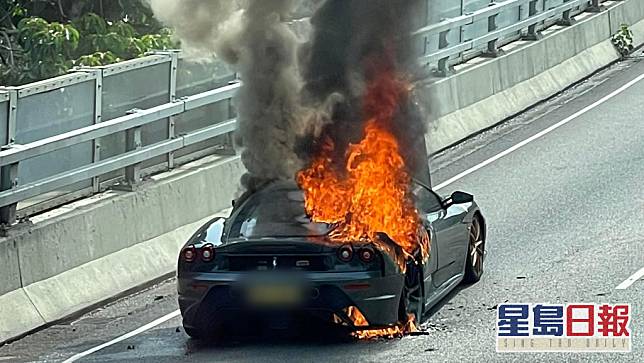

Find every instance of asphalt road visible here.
[1,56,643,363]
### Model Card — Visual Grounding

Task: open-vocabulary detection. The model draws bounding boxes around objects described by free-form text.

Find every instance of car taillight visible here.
[201,244,215,262]
[182,245,196,263]
[338,244,353,262]
[359,246,375,262]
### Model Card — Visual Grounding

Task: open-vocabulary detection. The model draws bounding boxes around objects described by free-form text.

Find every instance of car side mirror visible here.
[443,191,474,208]
[452,191,474,204]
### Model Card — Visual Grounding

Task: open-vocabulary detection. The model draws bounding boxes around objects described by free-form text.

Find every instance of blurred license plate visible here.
[246,285,303,306]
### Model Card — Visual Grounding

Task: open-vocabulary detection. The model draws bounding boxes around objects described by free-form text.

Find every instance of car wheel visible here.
[183,325,203,340]
[400,259,424,324]
[463,216,485,283]
[183,321,223,342]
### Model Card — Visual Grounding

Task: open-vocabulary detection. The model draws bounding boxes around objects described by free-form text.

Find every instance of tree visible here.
[0,0,174,85]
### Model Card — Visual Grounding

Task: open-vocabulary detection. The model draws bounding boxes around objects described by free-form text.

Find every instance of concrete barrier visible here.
[0,239,20,298]
[14,156,244,287]
[0,239,46,343]
[420,0,644,154]
[608,0,644,46]
[0,289,45,343]
[23,212,228,323]
[0,155,244,343]
[2,0,644,345]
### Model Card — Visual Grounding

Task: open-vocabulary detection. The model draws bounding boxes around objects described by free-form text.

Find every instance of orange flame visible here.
[348,306,419,340]
[336,306,419,339]
[296,65,423,257]
[297,57,427,339]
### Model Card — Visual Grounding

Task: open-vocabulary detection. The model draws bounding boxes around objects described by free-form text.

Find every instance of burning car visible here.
[177,12,485,338]
[177,179,485,340]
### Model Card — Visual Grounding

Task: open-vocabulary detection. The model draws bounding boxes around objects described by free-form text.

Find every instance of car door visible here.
[411,183,441,297]
[413,183,466,288]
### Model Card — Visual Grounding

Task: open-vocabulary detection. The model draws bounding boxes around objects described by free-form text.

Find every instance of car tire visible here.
[463,215,485,283]
[183,322,224,342]
[183,325,203,340]
[399,259,424,325]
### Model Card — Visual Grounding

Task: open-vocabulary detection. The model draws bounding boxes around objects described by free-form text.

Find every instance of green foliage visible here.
[611,24,634,58]
[75,51,120,67]
[17,17,80,80]
[0,0,176,86]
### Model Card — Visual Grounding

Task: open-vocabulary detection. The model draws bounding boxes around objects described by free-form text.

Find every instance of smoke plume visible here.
[149,0,430,189]
[216,0,308,190]
[150,0,308,190]
[298,0,429,184]
[146,0,242,58]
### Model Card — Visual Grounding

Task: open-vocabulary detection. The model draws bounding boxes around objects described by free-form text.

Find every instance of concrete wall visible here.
[15,156,244,286]
[0,155,244,343]
[0,239,20,297]
[420,0,644,153]
[2,0,644,345]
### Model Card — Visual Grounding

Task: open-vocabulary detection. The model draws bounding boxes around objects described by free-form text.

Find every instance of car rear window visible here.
[227,188,332,238]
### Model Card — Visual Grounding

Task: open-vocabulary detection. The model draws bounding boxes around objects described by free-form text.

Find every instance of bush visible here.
[0,0,175,85]
[611,24,634,58]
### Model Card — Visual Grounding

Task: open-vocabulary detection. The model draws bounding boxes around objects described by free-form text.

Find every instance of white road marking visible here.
[62,72,644,361]
[62,310,180,363]
[616,267,644,290]
[434,72,644,191]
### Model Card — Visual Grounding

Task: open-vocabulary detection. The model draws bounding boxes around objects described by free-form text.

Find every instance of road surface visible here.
[1,56,643,362]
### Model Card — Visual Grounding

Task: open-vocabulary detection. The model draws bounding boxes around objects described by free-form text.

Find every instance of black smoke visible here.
[150,0,431,189]
[298,0,430,185]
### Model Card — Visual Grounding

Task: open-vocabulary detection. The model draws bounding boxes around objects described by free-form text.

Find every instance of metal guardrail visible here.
[0,80,239,223]
[416,0,609,75]
[0,0,615,226]
[0,51,239,225]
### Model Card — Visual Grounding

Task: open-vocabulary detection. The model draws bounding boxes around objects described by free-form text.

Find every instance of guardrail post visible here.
[167,51,179,169]
[558,0,577,26]
[151,50,180,170]
[124,124,142,190]
[78,68,104,194]
[6,88,17,145]
[0,162,19,225]
[0,89,19,225]
[523,0,543,41]
[483,7,502,57]
[435,29,452,76]
[588,0,605,13]
[217,80,240,156]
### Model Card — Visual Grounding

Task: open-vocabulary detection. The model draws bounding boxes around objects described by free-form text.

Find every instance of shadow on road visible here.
[170,282,481,361]
[424,284,471,320]
[181,281,479,352]
[184,320,357,350]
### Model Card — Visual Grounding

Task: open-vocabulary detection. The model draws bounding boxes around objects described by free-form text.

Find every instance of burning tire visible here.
[400,259,424,324]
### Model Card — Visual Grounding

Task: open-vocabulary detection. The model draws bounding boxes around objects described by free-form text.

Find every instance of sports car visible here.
[177,180,485,339]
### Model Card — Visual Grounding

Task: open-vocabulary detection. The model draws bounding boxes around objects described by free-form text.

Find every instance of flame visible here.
[346,306,370,327]
[297,56,428,339]
[297,68,424,257]
[337,306,418,339]
[351,310,419,340]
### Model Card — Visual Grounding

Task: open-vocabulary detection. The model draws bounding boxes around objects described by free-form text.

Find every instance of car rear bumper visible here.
[178,271,404,330]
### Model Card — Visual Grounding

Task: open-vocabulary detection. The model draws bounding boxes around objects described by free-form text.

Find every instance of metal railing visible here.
[416,0,609,75]
[0,52,238,225]
[0,0,615,226]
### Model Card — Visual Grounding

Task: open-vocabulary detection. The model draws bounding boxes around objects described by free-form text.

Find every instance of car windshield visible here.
[227,187,332,239]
